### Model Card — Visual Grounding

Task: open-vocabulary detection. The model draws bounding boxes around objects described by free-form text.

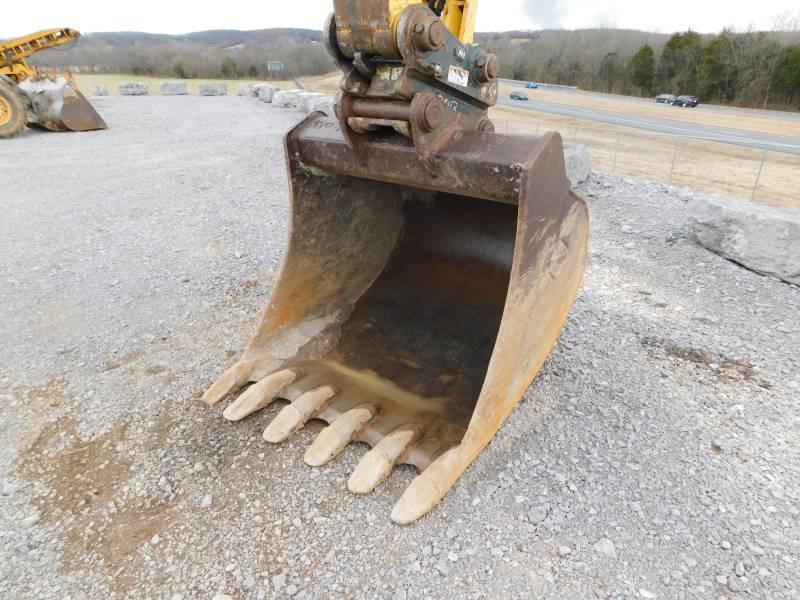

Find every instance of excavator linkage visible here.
[203,114,589,523]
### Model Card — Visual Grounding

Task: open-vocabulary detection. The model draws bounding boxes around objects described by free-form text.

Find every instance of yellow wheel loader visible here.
[0,28,107,139]
[204,0,590,523]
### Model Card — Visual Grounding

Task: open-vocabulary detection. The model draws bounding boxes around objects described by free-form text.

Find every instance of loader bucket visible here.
[203,114,589,523]
[18,76,107,132]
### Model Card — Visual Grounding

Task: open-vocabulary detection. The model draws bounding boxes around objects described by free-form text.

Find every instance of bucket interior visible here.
[326,189,515,427]
[273,176,519,442]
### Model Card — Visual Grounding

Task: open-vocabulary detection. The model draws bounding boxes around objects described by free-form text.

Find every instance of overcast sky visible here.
[2,0,798,38]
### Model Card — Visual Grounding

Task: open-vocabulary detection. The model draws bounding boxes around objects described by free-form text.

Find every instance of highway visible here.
[496,84,800,155]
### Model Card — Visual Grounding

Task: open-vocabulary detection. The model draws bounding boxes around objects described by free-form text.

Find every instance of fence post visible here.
[751,149,767,202]
[611,133,621,173]
[668,137,681,185]
[504,120,509,135]
[535,122,540,137]
[573,126,578,143]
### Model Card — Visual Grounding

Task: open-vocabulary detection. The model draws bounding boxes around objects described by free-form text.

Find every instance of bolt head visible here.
[427,21,445,48]
[412,18,444,52]
[475,53,500,83]
[422,98,444,130]
[486,54,500,80]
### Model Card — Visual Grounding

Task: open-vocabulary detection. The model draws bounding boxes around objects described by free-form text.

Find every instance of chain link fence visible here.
[493,117,800,208]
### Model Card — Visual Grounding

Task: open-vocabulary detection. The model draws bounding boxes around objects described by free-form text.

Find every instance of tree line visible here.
[482,21,800,109]
[28,23,800,109]
[30,29,333,81]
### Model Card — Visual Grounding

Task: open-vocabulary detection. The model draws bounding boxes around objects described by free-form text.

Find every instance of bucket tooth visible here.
[304,404,377,467]
[390,446,463,525]
[348,423,423,494]
[202,358,270,406]
[263,385,338,443]
[222,369,298,421]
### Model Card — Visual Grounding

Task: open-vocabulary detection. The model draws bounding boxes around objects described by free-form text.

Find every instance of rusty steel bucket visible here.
[17,76,107,132]
[203,113,589,523]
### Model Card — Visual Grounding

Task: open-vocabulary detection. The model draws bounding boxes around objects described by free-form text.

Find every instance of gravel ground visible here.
[1,96,798,599]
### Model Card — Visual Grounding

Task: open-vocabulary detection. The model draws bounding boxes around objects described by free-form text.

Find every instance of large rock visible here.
[236,83,254,96]
[160,81,187,95]
[272,89,304,108]
[254,84,278,102]
[198,83,227,96]
[563,144,591,186]
[688,196,800,285]
[91,84,109,97]
[119,82,148,96]
[296,92,325,112]
[308,95,336,117]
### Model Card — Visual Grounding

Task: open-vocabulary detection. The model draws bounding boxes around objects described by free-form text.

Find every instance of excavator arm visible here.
[202,0,589,524]
[1,28,81,82]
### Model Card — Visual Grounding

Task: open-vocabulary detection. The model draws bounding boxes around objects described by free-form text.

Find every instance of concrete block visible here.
[119,82,149,96]
[236,83,254,96]
[160,81,188,95]
[198,83,228,96]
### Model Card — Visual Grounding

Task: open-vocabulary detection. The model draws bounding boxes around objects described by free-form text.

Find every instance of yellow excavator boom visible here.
[383,0,476,43]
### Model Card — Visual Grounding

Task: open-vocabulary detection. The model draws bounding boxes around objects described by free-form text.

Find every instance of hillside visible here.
[30,28,330,80]
[26,26,800,108]
[79,28,324,48]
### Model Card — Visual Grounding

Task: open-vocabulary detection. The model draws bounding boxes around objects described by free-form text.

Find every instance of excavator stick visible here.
[203,114,589,523]
[18,76,107,133]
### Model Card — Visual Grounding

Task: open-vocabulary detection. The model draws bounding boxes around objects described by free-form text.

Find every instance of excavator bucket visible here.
[203,113,589,523]
[18,76,107,132]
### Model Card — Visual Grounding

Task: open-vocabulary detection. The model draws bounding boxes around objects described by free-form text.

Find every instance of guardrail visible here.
[492,116,799,207]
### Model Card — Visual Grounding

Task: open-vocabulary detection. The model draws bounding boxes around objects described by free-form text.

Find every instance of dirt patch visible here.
[18,418,130,517]
[15,416,176,593]
[3,379,71,455]
[21,377,69,413]
[102,350,146,372]
[640,336,772,389]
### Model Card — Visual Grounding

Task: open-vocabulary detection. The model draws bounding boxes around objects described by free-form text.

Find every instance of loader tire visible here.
[0,83,27,139]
